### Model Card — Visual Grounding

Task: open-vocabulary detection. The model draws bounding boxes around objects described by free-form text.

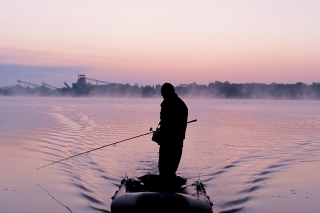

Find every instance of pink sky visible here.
[1,1,319,86]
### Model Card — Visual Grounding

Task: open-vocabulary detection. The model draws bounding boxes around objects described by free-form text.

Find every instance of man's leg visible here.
[158,145,183,177]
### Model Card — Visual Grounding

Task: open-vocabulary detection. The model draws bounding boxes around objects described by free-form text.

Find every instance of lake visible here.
[1,97,320,213]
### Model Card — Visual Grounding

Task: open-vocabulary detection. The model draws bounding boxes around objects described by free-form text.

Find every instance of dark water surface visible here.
[1,97,320,213]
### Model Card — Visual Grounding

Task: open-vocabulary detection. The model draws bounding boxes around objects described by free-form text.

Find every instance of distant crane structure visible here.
[16,75,111,91]
[85,77,110,85]
[64,81,71,89]
[72,75,111,90]
[17,80,39,88]
[42,82,57,90]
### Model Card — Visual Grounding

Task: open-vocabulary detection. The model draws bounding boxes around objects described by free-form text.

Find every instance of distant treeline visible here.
[1,81,320,99]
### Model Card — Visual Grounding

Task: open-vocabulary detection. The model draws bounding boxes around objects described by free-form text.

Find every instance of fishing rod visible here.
[37,119,197,170]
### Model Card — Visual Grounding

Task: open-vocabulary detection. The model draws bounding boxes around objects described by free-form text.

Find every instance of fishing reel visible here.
[150,126,163,145]
[149,127,160,133]
[149,122,161,133]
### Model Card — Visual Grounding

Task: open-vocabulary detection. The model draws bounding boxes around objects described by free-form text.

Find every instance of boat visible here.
[111,174,213,213]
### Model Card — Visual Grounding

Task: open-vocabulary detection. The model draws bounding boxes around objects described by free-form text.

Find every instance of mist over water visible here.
[1,97,320,213]
[2,81,320,100]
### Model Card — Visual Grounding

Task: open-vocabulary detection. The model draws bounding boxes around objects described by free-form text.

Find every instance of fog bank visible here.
[1,81,320,100]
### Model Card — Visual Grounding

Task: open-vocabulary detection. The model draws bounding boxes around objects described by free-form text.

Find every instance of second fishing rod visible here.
[37,119,197,170]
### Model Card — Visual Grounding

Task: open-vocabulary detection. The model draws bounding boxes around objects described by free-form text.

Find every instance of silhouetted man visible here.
[152,83,188,179]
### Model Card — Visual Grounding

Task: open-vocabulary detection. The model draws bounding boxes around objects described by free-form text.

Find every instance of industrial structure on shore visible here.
[2,75,320,99]
[12,74,128,96]
[0,74,142,96]
[18,74,112,91]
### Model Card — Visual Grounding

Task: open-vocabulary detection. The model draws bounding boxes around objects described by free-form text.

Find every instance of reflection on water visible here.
[1,97,320,213]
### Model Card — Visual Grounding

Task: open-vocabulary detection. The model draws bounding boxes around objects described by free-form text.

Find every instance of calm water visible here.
[1,97,320,213]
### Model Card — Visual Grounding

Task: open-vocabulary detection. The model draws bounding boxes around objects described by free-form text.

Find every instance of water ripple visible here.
[25,99,320,213]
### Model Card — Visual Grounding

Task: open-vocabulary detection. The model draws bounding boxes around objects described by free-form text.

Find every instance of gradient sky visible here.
[1,0,319,87]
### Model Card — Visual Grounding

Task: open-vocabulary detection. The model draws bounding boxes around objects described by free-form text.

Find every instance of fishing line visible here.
[37,183,73,213]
